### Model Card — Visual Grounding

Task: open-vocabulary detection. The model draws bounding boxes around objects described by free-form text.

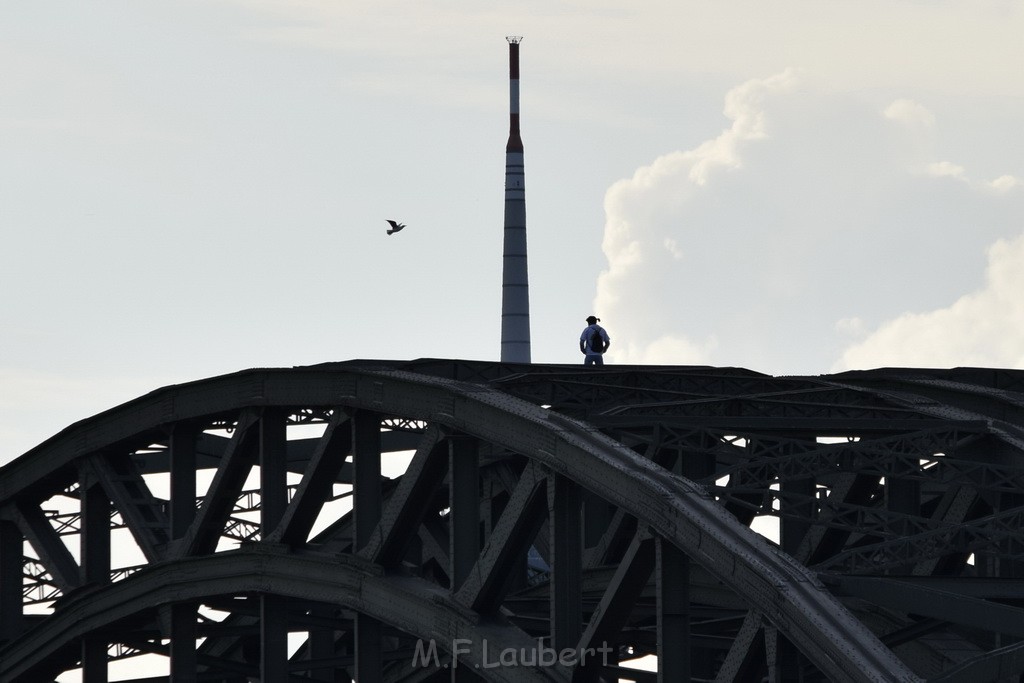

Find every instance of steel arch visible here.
[4,361,1024,681]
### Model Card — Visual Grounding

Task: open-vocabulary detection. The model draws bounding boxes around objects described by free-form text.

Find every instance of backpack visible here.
[589,328,606,353]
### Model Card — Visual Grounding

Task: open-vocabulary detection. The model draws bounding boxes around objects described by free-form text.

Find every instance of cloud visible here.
[992,175,1021,192]
[594,70,799,366]
[884,99,936,128]
[593,73,1024,374]
[613,334,718,366]
[925,161,1022,193]
[664,237,685,261]
[926,160,968,181]
[690,69,800,186]
[834,233,1024,371]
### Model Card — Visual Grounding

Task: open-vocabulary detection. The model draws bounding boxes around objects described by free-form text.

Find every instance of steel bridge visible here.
[3,359,1024,682]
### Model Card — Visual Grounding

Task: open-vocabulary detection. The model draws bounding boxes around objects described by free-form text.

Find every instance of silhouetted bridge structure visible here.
[3,359,1024,682]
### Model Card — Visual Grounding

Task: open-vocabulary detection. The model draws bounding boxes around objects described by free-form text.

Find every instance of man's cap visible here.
[586,316,599,323]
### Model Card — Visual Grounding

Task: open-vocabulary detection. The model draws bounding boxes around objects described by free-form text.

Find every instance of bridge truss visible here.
[3,359,1024,681]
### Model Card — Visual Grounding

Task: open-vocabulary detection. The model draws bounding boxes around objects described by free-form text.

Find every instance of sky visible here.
[3,0,1024,463]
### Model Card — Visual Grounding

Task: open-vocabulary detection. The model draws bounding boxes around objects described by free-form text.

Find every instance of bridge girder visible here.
[3,360,1024,681]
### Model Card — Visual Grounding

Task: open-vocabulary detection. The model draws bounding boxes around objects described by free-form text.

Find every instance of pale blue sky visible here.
[3,0,1024,461]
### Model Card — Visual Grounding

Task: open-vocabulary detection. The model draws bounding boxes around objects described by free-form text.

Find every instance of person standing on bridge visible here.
[580,316,610,366]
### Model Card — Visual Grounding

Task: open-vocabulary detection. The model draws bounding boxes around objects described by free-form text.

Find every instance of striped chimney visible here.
[500,36,531,363]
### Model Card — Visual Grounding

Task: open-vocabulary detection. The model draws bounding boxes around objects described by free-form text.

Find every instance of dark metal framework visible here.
[3,359,1024,681]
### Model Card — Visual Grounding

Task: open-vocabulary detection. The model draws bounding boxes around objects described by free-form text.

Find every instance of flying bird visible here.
[386,220,406,235]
